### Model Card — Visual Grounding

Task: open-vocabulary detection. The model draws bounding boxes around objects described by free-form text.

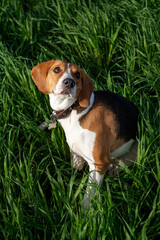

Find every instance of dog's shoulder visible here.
[94,91,138,113]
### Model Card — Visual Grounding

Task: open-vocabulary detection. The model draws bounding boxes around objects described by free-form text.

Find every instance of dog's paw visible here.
[107,141,138,175]
[106,159,121,175]
[72,153,85,171]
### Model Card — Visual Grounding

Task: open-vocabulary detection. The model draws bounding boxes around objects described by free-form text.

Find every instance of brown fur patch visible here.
[80,99,125,173]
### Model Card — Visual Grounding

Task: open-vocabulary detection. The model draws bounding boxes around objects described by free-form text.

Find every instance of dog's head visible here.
[31,60,94,111]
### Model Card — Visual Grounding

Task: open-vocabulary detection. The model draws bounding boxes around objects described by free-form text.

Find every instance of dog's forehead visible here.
[69,63,81,72]
[52,60,67,68]
[50,60,81,75]
[51,60,77,68]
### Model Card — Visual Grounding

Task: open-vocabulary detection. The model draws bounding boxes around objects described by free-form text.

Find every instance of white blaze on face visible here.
[49,63,77,111]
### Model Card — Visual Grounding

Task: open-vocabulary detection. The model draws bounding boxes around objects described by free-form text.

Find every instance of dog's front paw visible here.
[72,153,85,171]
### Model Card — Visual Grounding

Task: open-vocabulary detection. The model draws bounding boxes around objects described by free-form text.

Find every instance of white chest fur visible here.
[58,93,96,164]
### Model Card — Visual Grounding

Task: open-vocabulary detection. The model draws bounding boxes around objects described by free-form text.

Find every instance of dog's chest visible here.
[59,110,96,162]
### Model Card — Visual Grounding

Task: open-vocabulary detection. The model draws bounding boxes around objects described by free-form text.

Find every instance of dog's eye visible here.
[75,71,80,79]
[53,67,61,73]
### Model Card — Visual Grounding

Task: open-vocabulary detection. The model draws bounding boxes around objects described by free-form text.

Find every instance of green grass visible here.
[0,0,160,239]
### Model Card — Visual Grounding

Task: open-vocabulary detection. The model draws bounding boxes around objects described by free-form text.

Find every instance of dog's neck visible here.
[51,93,95,120]
[51,100,79,120]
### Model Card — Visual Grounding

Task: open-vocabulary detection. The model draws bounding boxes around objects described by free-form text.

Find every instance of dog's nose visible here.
[63,78,75,88]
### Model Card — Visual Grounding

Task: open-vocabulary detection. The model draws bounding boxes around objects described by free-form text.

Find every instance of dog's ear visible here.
[31,60,54,94]
[78,70,94,108]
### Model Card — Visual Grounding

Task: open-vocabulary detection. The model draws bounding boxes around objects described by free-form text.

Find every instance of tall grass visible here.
[0,0,160,239]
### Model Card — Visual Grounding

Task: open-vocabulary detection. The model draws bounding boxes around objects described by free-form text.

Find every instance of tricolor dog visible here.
[31,60,138,208]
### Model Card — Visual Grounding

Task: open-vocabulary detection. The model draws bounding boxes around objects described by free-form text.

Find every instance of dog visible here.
[31,60,138,208]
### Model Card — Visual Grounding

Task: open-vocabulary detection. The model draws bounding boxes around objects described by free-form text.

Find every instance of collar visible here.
[51,100,79,120]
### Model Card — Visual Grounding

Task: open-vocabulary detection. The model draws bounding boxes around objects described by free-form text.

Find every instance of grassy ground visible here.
[0,0,160,239]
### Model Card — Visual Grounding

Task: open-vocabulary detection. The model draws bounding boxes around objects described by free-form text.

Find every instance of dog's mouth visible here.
[53,89,73,98]
[61,90,73,97]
